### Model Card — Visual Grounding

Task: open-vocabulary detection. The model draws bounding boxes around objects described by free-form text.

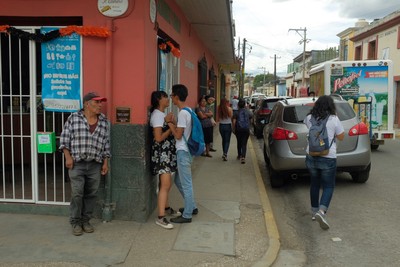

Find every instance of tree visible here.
[253,73,277,88]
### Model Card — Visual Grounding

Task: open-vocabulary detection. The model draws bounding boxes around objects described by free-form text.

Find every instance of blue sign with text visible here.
[41,27,81,112]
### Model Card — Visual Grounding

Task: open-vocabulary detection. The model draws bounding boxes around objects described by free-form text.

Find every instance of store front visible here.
[0,0,235,222]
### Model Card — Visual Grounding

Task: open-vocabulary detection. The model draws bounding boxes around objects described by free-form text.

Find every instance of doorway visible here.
[0,27,70,205]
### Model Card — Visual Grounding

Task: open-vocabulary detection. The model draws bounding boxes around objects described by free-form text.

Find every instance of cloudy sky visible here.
[232,0,400,77]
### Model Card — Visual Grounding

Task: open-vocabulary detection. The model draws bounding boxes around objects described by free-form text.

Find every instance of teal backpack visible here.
[183,107,205,156]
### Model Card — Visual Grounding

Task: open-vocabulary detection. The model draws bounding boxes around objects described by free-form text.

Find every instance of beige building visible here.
[337,19,369,61]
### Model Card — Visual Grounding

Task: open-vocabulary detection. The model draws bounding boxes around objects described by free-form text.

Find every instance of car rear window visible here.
[283,102,356,123]
[335,102,356,120]
[261,100,280,109]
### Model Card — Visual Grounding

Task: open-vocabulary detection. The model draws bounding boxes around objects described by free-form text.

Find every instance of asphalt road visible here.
[252,135,400,267]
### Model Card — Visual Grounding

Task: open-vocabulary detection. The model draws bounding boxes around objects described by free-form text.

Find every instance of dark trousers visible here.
[235,129,250,158]
[68,161,102,225]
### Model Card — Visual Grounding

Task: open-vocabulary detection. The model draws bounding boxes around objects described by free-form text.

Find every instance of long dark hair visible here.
[238,98,246,109]
[150,91,168,113]
[218,98,230,119]
[309,95,336,120]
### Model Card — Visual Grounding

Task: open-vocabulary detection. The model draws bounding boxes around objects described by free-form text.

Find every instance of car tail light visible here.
[272,127,298,140]
[258,108,272,115]
[349,122,369,136]
[382,133,394,139]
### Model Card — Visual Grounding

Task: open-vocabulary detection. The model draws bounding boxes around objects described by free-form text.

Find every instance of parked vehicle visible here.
[310,59,395,150]
[249,93,266,109]
[263,97,371,188]
[252,96,292,138]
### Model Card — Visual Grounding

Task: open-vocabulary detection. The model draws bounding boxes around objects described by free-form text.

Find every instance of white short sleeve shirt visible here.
[175,108,192,152]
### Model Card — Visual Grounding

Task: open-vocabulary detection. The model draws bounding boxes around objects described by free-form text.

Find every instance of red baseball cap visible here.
[83,92,107,103]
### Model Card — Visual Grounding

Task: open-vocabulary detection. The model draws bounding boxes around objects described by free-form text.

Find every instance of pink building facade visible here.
[0,0,235,221]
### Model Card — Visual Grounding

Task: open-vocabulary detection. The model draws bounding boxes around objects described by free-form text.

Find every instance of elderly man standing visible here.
[60,92,111,236]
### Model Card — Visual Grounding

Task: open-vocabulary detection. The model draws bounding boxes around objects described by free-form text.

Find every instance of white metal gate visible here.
[0,27,70,205]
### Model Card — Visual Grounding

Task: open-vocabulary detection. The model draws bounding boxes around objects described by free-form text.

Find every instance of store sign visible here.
[98,0,129,17]
[41,27,81,112]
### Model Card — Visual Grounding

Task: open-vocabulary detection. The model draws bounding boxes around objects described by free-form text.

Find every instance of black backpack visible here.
[236,109,249,131]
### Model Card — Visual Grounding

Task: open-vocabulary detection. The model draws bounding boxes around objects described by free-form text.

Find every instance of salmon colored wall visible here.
[152,0,216,106]
[2,0,217,124]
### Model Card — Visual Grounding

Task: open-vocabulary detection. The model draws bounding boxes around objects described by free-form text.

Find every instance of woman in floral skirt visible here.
[150,91,181,229]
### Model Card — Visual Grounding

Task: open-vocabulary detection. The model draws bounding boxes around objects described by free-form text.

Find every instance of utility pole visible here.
[288,27,310,92]
[241,38,246,98]
[237,38,241,98]
[258,66,266,95]
[270,54,281,96]
[240,38,252,97]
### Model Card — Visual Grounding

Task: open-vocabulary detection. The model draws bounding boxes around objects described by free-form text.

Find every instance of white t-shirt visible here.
[175,108,192,152]
[150,109,165,128]
[231,98,239,110]
[304,114,344,158]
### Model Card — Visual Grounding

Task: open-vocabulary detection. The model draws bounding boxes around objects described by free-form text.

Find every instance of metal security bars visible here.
[0,28,70,205]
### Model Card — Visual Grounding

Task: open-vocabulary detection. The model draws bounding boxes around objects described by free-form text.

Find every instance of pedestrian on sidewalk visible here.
[304,95,344,230]
[150,91,181,230]
[59,92,110,236]
[196,95,214,157]
[218,98,233,161]
[232,98,252,164]
[205,95,217,152]
[167,84,198,223]
[231,95,239,118]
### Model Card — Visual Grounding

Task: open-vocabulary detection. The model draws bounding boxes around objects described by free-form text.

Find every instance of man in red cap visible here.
[59,92,110,236]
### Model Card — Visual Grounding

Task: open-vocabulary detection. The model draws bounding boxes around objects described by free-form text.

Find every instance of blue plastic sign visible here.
[41,27,81,112]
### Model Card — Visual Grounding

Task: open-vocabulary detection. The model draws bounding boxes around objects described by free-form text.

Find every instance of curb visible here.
[249,140,280,267]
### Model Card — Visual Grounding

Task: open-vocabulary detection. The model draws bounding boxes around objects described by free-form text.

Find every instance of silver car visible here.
[263,97,371,188]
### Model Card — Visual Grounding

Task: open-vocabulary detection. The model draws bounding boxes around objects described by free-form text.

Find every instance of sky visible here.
[232,0,400,77]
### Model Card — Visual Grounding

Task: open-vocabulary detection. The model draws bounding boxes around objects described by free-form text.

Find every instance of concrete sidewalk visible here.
[0,131,279,267]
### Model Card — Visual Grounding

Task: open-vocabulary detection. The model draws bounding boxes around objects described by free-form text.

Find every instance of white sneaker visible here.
[315,211,329,230]
[155,217,173,229]
[312,212,316,221]
[165,207,181,217]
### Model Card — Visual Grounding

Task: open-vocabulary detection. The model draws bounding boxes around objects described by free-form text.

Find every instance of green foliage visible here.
[253,73,277,88]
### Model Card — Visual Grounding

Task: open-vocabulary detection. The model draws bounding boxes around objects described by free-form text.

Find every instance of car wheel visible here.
[350,163,371,183]
[371,144,379,150]
[255,126,263,138]
[263,144,268,164]
[268,164,284,188]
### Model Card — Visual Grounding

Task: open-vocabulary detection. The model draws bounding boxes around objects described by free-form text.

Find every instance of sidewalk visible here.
[0,131,279,267]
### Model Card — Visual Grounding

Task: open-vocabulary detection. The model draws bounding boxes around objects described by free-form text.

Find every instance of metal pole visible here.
[302,28,307,88]
[288,27,309,96]
[241,38,246,98]
[274,55,277,96]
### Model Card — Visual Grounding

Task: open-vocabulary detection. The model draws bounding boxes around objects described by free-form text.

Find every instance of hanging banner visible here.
[41,27,81,112]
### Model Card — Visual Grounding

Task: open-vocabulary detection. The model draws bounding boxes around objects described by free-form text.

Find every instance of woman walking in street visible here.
[218,98,233,161]
[150,91,181,229]
[304,95,344,230]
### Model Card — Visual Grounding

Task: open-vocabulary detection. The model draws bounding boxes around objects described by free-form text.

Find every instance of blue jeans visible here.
[219,123,232,155]
[174,150,197,219]
[305,155,337,213]
[68,161,102,225]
